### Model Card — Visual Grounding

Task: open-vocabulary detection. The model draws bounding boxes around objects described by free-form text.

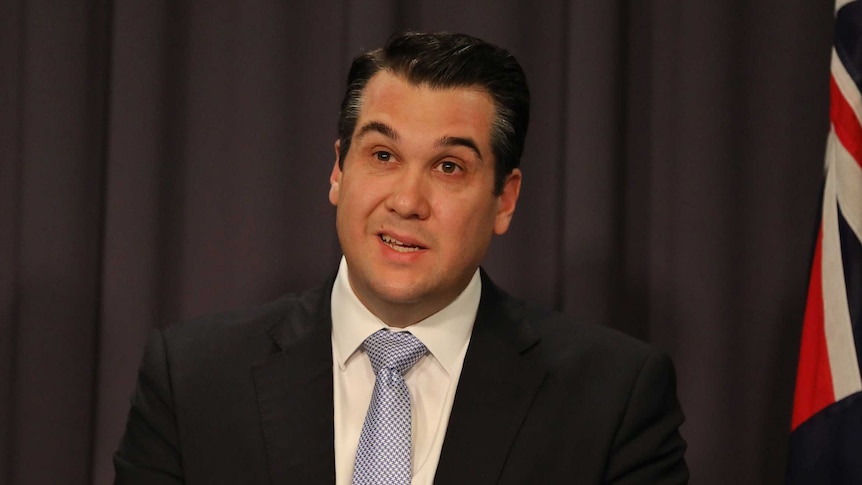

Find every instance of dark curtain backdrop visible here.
[1,1,834,484]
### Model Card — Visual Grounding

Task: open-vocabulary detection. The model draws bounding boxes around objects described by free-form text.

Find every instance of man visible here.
[115,31,688,484]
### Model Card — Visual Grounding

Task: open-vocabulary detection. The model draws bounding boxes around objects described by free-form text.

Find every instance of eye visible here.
[436,160,462,174]
[374,151,392,162]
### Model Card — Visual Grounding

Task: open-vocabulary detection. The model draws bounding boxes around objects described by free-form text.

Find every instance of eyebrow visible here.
[355,121,483,160]
[355,121,400,142]
[436,136,483,160]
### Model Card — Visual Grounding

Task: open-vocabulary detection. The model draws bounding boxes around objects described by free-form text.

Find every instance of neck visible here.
[354,292,451,328]
[345,275,471,328]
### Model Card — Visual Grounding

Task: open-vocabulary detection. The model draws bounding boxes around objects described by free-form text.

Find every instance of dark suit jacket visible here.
[114,272,688,484]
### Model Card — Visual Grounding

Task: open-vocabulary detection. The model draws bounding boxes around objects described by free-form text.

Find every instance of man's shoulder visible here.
[523,301,656,362]
[488,286,683,420]
[477,276,673,398]
[158,281,332,362]
[480,274,659,366]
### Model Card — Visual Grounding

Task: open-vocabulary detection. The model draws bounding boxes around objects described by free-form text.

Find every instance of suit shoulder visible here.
[530,303,654,356]
[480,271,658,363]
[485,287,665,380]
[160,282,331,354]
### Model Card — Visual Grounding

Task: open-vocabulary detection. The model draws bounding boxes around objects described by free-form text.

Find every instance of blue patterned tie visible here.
[352,329,428,485]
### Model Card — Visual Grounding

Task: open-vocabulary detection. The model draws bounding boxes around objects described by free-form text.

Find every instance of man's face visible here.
[328,71,521,326]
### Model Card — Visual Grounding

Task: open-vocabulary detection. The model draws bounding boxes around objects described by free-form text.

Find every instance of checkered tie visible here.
[352,329,428,485]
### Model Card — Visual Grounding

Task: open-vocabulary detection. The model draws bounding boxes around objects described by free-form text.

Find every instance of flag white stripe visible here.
[822,131,862,400]
[835,129,862,243]
[832,46,862,244]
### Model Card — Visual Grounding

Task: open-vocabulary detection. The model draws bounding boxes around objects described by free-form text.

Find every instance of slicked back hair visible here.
[336,31,530,195]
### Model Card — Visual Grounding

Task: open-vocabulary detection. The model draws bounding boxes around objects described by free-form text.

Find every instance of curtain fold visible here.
[1,1,833,483]
[1,1,112,483]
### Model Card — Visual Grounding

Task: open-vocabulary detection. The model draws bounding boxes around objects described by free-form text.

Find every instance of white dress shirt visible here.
[331,257,479,485]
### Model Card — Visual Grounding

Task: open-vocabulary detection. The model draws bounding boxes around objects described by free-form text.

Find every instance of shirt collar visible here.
[330,256,479,375]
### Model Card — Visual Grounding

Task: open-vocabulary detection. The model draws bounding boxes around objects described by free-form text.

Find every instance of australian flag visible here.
[786,1,862,483]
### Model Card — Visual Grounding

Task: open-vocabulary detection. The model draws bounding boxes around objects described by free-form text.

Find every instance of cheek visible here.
[338,180,385,224]
[437,200,497,242]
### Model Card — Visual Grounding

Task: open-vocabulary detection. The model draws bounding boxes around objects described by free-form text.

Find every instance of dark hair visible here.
[337,31,530,194]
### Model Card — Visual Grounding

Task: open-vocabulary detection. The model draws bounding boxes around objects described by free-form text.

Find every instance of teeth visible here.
[381,234,421,252]
[381,234,405,245]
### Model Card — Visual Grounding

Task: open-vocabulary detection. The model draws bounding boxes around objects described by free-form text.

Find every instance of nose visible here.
[385,168,431,219]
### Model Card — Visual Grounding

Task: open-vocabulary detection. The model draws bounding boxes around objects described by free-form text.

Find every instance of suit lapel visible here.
[248,273,546,484]
[435,273,547,484]
[252,284,336,484]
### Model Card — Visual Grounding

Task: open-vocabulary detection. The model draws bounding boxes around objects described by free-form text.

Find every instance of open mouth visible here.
[380,234,424,253]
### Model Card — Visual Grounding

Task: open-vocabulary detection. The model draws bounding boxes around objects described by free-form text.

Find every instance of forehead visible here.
[355,71,496,146]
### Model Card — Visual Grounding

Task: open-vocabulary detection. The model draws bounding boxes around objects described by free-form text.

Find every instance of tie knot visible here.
[363,329,427,375]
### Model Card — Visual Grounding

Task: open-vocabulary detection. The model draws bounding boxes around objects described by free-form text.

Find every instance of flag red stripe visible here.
[791,226,836,430]
[830,74,862,171]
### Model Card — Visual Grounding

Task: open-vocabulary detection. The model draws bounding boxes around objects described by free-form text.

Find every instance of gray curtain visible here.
[0,1,833,483]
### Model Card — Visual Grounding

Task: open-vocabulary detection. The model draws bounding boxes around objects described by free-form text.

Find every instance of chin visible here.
[371,281,430,306]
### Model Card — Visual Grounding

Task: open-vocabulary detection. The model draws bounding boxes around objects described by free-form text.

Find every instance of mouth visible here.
[380,234,425,253]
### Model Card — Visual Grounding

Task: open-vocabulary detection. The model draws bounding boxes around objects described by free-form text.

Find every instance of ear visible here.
[329,140,342,206]
[493,168,522,235]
